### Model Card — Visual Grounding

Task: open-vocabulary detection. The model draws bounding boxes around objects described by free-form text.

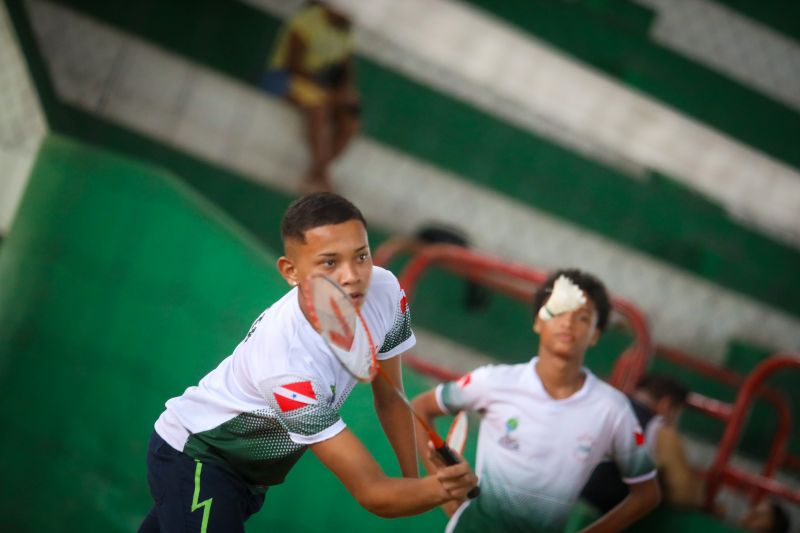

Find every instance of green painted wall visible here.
[0,135,279,530]
[713,0,800,41]
[0,135,456,532]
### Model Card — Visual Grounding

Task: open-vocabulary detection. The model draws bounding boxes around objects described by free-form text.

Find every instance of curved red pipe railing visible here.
[704,355,800,508]
[657,345,796,487]
[403,351,460,383]
[372,236,415,267]
[388,243,652,393]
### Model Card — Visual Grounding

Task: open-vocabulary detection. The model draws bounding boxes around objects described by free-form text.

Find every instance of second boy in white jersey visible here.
[139,193,477,532]
[413,269,660,533]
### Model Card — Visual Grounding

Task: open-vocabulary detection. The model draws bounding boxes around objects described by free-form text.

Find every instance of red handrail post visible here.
[704,354,800,509]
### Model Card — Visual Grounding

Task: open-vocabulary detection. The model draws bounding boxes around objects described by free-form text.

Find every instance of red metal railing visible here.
[704,355,800,508]
[657,345,797,488]
[377,242,652,393]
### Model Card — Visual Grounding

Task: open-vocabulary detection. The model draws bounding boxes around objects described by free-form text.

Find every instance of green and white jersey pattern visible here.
[437,359,656,533]
[154,266,414,492]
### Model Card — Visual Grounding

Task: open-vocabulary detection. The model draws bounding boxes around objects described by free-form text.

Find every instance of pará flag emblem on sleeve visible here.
[634,430,645,446]
[274,381,318,412]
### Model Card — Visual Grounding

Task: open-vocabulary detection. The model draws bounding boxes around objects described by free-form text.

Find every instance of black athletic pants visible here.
[138,431,265,533]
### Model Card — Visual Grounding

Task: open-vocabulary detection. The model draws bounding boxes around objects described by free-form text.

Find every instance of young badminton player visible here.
[139,193,477,532]
[412,269,661,532]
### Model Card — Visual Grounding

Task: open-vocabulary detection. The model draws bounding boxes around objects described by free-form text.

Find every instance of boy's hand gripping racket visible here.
[304,274,479,498]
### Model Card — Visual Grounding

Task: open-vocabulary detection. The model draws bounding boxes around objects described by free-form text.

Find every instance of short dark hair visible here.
[532,268,611,331]
[635,374,689,407]
[280,193,367,243]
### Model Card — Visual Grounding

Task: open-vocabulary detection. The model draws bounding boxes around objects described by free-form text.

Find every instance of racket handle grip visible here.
[435,444,481,499]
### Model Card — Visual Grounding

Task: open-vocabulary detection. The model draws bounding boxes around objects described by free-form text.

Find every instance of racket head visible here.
[446,411,468,454]
[303,274,377,382]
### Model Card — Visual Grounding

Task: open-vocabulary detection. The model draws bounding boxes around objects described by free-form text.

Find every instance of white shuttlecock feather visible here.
[538,275,587,320]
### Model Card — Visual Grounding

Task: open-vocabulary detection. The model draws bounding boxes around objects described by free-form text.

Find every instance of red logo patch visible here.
[457,373,472,389]
[273,381,318,412]
[634,431,645,446]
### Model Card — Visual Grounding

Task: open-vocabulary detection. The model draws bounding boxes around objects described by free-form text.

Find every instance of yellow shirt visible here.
[270,5,353,73]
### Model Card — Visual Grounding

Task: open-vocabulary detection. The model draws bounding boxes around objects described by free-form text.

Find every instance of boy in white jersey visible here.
[139,193,477,532]
[412,269,661,532]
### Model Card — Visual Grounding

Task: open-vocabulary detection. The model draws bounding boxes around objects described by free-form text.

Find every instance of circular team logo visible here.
[498,417,520,450]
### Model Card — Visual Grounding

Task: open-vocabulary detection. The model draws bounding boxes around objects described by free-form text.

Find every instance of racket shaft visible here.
[377,367,444,445]
[435,442,460,466]
[376,367,480,498]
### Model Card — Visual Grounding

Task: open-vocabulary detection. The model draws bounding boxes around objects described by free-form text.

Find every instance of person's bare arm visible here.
[411,389,447,476]
[580,477,661,533]
[654,425,704,507]
[310,427,476,518]
[372,355,418,477]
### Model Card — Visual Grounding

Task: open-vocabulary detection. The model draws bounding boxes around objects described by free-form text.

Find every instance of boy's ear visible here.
[533,315,542,334]
[277,256,298,287]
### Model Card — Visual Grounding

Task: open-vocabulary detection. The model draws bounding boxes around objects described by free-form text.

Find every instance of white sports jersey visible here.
[436,358,656,533]
[154,266,414,492]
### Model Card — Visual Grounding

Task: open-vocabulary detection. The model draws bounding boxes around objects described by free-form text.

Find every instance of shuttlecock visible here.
[538,275,586,320]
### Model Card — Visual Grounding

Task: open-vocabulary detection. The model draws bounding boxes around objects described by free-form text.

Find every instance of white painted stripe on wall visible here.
[245,0,800,249]
[28,0,800,362]
[636,0,800,113]
[0,2,47,235]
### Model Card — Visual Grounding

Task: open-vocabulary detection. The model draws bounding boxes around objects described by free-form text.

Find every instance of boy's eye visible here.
[323,259,336,267]
[357,252,369,262]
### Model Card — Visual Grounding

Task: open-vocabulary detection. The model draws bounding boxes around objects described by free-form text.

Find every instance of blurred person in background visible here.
[412,269,661,532]
[261,1,360,193]
[580,374,705,513]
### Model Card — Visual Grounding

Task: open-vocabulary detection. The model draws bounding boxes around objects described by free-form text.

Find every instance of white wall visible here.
[0,2,47,236]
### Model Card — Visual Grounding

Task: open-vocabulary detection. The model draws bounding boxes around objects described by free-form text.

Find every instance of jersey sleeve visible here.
[377,284,415,360]
[435,366,493,415]
[259,374,345,446]
[612,403,657,484]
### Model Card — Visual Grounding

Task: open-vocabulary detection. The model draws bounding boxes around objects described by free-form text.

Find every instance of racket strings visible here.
[327,295,355,350]
[307,275,376,382]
